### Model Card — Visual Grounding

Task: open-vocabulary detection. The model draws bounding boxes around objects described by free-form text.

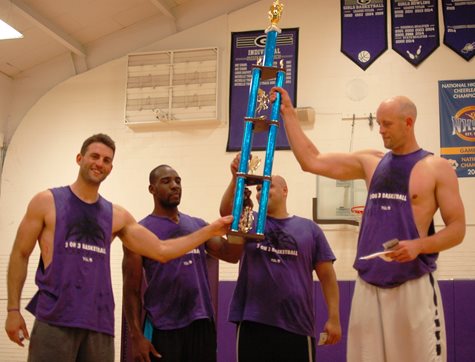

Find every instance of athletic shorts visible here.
[149,318,216,362]
[236,320,315,362]
[28,319,114,362]
[347,274,446,362]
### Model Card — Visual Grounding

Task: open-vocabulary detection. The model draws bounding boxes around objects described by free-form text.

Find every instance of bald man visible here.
[220,161,341,362]
[271,88,465,362]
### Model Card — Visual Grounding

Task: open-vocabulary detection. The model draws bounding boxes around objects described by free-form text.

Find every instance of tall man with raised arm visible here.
[271,87,465,361]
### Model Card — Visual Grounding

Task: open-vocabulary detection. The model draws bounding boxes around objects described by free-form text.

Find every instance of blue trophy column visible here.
[256,69,284,234]
[228,0,286,242]
[231,67,262,232]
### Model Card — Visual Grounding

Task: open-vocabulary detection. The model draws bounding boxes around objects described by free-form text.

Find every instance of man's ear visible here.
[405,116,415,128]
[148,184,155,195]
[76,153,82,165]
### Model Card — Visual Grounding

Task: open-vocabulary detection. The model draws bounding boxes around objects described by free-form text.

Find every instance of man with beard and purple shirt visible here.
[4,134,232,362]
[270,87,466,361]
[219,155,342,362]
[123,165,242,362]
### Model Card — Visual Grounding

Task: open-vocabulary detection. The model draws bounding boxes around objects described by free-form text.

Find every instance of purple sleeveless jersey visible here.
[354,149,438,288]
[229,215,335,337]
[26,186,114,335]
[140,213,214,330]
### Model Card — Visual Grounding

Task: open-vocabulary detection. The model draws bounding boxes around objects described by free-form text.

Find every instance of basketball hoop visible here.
[351,205,365,225]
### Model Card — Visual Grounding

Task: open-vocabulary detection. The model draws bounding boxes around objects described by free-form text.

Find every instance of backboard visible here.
[313,176,367,225]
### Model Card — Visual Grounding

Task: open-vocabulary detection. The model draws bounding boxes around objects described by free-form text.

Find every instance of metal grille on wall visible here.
[124,47,218,126]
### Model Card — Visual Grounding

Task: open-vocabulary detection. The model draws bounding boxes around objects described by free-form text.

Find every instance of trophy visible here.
[238,187,254,234]
[228,0,286,244]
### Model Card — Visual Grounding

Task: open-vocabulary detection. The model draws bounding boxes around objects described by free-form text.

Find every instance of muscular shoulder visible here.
[28,189,54,214]
[112,203,136,235]
[354,149,385,158]
[356,149,385,166]
[19,190,55,237]
[411,154,457,198]
[423,153,452,167]
[417,154,455,178]
[355,149,385,183]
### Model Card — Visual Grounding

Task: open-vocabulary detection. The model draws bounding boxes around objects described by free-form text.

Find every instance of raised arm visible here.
[315,261,342,345]
[122,247,160,361]
[5,191,53,346]
[271,87,382,182]
[114,205,233,263]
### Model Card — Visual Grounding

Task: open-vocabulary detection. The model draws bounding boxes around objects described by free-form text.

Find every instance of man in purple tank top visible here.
[123,165,242,362]
[5,134,232,362]
[271,88,465,362]
[220,155,342,362]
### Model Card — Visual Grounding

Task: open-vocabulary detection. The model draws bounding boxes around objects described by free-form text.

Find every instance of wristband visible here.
[7,308,20,312]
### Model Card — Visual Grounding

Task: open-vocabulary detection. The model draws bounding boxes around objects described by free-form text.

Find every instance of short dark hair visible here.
[80,134,116,156]
[149,164,171,184]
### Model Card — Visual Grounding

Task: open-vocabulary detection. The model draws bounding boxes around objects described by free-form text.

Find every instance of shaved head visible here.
[379,96,417,122]
[149,164,173,184]
[376,95,419,153]
[257,174,289,217]
[272,175,287,189]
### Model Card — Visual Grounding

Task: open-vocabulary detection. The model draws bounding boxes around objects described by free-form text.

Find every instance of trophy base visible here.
[227,230,265,244]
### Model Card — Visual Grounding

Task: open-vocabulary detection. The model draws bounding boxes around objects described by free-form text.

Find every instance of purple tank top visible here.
[26,186,114,335]
[354,149,438,288]
[140,213,214,330]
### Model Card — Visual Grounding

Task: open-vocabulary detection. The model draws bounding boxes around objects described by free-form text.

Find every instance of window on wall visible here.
[124,47,218,126]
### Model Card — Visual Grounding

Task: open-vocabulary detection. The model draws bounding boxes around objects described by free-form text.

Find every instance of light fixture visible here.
[0,19,22,40]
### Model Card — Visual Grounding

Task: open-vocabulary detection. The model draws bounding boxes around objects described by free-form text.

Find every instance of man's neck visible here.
[391,139,420,155]
[152,206,180,223]
[268,208,290,219]
[70,180,100,203]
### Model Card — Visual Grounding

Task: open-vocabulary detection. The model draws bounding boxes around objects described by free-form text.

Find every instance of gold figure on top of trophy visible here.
[268,0,284,25]
[248,155,262,175]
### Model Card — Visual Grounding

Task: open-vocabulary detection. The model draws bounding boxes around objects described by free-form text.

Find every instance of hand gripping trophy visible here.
[228,0,286,244]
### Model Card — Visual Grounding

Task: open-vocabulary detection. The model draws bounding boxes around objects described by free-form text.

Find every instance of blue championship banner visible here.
[227,28,298,151]
[341,0,387,71]
[442,0,475,61]
[390,0,439,66]
[439,79,475,178]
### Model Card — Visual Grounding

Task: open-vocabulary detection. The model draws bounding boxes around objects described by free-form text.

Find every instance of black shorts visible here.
[237,321,315,362]
[150,318,216,362]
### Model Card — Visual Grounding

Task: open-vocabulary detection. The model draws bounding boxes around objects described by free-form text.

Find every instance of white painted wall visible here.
[0,72,11,194]
[0,72,12,136]
[0,1,474,360]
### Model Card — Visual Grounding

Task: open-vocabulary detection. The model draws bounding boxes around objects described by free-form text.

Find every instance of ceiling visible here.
[0,0,261,78]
